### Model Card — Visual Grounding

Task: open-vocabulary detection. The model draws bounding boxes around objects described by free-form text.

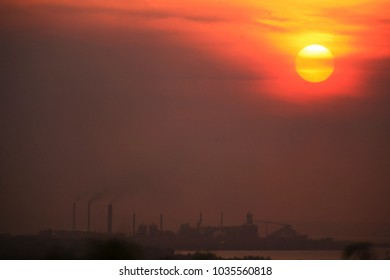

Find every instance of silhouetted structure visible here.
[72,203,76,231]
[160,214,163,233]
[131,212,317,251]
[87,200,91,232]
[107,204,113,234]
[5,208,374,260]
[132,213,136,236]
[197,212,202,229]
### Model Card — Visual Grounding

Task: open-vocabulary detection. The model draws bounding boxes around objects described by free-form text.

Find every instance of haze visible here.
[0,0,389,242]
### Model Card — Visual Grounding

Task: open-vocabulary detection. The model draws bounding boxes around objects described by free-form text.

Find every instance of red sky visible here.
[0,0,389,241]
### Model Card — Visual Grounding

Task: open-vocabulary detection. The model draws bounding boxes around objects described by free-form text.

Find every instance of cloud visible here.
[254,19,291,33]
[0,2,229,25]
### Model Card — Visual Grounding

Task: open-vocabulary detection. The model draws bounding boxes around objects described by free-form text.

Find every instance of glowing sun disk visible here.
[295,44,335,83]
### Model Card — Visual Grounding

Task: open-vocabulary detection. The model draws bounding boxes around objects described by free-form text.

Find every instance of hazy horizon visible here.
[1,0,389,243]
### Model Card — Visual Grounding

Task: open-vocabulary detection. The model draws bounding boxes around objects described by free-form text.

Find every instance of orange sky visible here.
[2,0,389,102]
[1,0,390,238]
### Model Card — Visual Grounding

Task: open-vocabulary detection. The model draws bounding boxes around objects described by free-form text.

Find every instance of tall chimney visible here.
[132,212,136,236]
[246,212,253,225]
[72,203,76,231]
[220,212,223,227]
[160,214,163,233]
[107,204,113,234]
[197,212,202,228]
[87,200,91,231]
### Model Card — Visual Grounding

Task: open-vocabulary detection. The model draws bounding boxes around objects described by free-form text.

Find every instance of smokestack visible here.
[72,203,76,231]
[246,212,253,225]
[87,200,91,231]
[132,212,136,236]
[160,214,163,233]
[220,212,223,227]
[107,204,113,234]
[197,212,202,228]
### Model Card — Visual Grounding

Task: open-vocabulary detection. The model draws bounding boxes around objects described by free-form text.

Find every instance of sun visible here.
[295,44,334,83]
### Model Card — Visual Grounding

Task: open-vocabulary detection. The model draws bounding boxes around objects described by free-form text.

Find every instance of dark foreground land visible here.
[0,233,388,260]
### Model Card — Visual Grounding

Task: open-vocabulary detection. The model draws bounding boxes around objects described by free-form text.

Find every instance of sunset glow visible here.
[1,0,388,102]
[1,0,390,245]
[295,45,334,83]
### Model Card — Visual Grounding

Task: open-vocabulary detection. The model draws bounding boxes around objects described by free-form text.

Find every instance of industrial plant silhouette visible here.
[1,202,371,260]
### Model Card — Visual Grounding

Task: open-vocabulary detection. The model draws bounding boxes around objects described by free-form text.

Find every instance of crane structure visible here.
[254,220,291,237]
